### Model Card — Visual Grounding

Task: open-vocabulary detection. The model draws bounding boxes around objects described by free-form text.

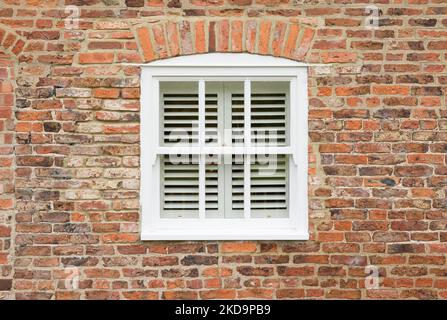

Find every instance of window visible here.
[140,53,308,240]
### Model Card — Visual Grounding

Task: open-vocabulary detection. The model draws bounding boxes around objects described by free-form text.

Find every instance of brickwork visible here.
[0,0,446,299]
[0,50,14,298]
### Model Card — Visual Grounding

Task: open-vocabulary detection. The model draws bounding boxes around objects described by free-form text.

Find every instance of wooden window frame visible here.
[140,53,309,240]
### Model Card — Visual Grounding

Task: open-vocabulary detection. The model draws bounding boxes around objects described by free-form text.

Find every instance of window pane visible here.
[251,81,289,146]
[250,154,289,218]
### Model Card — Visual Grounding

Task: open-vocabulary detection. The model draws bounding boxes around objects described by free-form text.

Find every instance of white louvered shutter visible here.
[160,83,222,218]
[250,154,288,218]
[230,82,289,218]
[160,81,289,219]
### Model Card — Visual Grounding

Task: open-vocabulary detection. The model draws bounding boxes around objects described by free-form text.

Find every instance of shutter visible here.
[160,83,221,218]
[251,91,287,145]
[231,93,244,145]
[162,92,198,146]
[161,81,289,219]
[249,83,288,217]
[161,155,222,218]
[205,155,221,217]
[231,83,289,218]
[250,154,288,218]
[161,154,199,218]
[230,154,244,217]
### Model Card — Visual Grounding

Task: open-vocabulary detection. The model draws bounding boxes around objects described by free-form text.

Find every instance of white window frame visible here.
[140,53,308,240]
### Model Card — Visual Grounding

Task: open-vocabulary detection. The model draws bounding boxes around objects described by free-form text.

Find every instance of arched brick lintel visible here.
[134,19,316,63]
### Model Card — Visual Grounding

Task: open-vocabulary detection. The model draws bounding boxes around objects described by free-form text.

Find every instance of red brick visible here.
[276,289,304,299]
[193,21,206,54]
[93,88,120,99]
[136,27,156,62]
[151,24,168,59]
[79,52,114,64]
[230,20,243,52]
[245,20,256,53]
[258,20,271,54]
[221,242,257,253]
[283,24,299,58]
[271,21,286,56]
[321,52,357,63]
[200,289,236,299]
[217,20,229,52]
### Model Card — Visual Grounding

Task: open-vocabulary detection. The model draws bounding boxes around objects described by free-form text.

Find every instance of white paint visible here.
[198,80,206,220]
[244,79,251,220]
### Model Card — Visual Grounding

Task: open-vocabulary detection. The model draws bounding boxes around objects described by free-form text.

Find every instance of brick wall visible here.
[0,50,14,298]
[0,0,446,299]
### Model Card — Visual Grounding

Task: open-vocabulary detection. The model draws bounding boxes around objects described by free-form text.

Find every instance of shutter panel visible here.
[251,92,287,145]
[205,155,221,218]
[161,81,289,219]
[230,90,245,218]
[162,90,218,146]
[231,93,244,145]
[231,83,289,218]
[161,156,221,218]
[161,83,221,218]
[249,83,288,218]
[230,155,244,217]
[161,154,199,218]
[162,92,198,146]
[204,89,221,217]
[229,83,288,145]
[250,154,288,218]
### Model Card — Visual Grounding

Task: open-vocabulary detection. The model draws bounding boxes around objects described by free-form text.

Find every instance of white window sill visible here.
[141,230,309,241]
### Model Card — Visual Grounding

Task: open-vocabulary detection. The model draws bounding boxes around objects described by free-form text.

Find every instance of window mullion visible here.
[244,79,251,220]
[198,80,206,220]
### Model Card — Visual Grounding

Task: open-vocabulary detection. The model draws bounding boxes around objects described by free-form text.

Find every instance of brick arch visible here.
[134,19,316,63]
[0,26,26,58]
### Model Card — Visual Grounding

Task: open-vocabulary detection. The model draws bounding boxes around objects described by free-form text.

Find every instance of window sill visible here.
[141,230,309,241]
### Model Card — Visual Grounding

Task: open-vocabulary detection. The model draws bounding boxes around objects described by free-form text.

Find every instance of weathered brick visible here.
[79,53,114,64]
